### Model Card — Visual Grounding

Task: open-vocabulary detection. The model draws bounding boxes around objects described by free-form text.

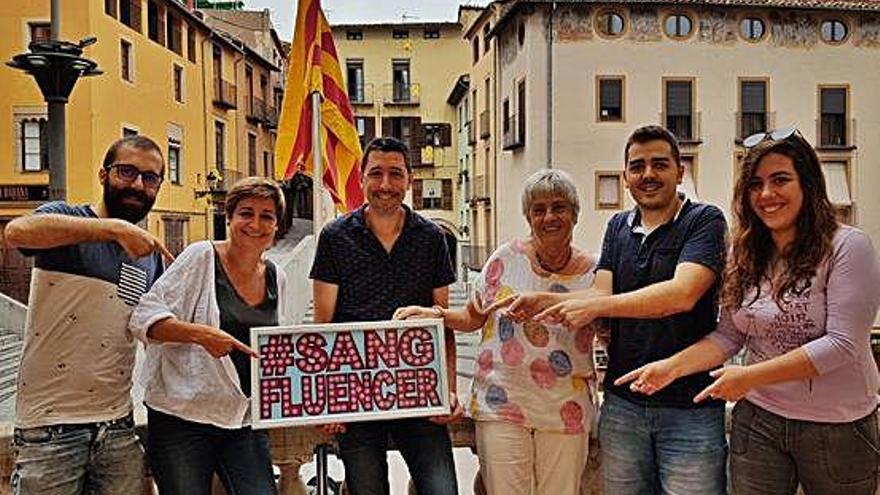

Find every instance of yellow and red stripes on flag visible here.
[275,0,364,212]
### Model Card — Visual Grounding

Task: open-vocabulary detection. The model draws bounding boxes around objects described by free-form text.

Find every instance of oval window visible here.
[740,17,765,41]
[665,14,692,38]
[597,11,625,37]
[821,19,848,43]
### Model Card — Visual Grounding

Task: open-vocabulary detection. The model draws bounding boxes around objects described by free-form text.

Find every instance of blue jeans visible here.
[730,400,879,495]
[11,413,145,495]
[146,407,277,495]
[337,418,458,495]
[599,392,727,495]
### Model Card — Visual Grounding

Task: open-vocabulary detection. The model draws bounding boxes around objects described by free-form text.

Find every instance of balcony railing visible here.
[661,111,701,143]
[213,79,237,109]
[348,82,374,105]
[466,120,476,145]
[817,116,856,149]
[383,82,420,105]
[502,115,524,150]
[736,111,776,142]
[479,110,490,139]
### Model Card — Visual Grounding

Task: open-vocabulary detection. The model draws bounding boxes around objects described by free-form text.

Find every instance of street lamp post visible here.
[6,3,101,201]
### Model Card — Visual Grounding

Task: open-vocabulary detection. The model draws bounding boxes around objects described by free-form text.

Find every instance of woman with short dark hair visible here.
[130,177,290,495]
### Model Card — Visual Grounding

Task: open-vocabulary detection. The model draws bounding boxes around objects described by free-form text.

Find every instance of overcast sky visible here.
[244,0,489,41]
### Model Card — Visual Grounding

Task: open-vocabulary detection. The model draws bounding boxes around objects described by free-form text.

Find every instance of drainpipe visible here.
[546,2,556,169]
[201,35,211,239]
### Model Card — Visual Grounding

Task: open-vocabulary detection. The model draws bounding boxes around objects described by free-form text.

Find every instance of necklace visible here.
[535,246,572,273]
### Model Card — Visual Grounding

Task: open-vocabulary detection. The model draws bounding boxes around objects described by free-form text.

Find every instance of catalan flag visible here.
[275,0,364,212]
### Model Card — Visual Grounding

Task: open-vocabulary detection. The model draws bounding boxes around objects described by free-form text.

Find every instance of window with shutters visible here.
[215,121,226,172]
[167,123,183,184]
[248,133,257,176]
[347,60,365,104]
[167,12,182,55]
[739,79,768,140]
[163,217,187,256]
[597,76,624,122]
[413,179,453,210]
[147,1,165,46]
[423,123,451,148]
[595,171,623,210]
[664,79,695,141]
[354,116,375,150]
[819,86,849,148]
[383,117,422,167]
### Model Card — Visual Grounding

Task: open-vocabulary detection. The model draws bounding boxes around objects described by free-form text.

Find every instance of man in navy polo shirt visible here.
[514,125,728,494]
[310,136,460,495]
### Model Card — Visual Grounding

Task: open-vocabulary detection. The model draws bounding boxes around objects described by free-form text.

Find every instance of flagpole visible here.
[311,91,324,236]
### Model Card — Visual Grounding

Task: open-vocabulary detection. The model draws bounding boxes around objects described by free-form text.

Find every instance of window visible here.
[472,36,480,64]
[664,14,693,39]
[822,161,853,223]
[147,0,165,46]
[596,11,625,37]
[215,121,225,171]
[392,29,409,39]
[821,19,848,43]
[597,76,624,122]
[347,59,365,103]
[391,60,411,103]
[212,44,222,88]
[502,98,510,136]
[119,0,141,32]
[346,30,363,40]
[167,143,181,184]
[187,25,196,63]
[678,155,698,199]
[245,65,254,114]
[29,23,51,43]
[739,80,767,139]
[740,17,765,41]
[354,116,375,149]
[248,134,257,176]
[263,151,271,177]
[483,23,491,53]
[163,217,186,256]
[413,179,453,210]
[595,172,623,210]
[819,87,848,147]
[123,127,138,137]
[167,13,182,55]
[518,21,525,45]
[105,0,117,18]
[120,40,133,82]
[424,29,440,39]
[664,79,694,141]
[517,80,526,144]
[383,116,422,166]
[173,65,183,102]
[21,119,47,172]
[423,123,451,147]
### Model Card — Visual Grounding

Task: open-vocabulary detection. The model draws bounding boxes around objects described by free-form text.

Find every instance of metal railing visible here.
[817,116,856,149]
[736,111,776,142]
[502,115,524,150]
[382,82,420,105]
[212,79,237,109]
[661,111,701,143]
[348,82,374,105]
[479,110,490,139]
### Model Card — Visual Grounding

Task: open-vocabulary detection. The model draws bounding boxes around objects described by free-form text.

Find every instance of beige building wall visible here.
[333,22,470,240]
[494,4,880,255]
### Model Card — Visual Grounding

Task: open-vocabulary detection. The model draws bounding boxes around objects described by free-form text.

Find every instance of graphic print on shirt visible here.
[118,262,149,306]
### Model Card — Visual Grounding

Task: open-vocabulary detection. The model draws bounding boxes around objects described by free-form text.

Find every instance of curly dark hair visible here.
[722,131,838,309]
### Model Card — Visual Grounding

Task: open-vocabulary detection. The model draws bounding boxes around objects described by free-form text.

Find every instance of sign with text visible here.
[250,319,450,429]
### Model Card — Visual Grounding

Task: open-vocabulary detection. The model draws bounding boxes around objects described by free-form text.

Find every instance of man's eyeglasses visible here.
[742,126,801,148]
[105,163,164,188]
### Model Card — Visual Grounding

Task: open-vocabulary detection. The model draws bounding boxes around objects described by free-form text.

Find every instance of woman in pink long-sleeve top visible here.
[616,128,879,495]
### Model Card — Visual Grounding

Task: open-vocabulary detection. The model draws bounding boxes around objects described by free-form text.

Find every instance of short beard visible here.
[103,181,154,224]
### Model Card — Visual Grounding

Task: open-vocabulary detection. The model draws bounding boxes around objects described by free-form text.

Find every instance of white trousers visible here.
[475,420,588,495]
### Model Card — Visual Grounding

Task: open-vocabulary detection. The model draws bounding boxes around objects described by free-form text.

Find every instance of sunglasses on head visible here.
[105,163,164,188]
[742,126,801,148]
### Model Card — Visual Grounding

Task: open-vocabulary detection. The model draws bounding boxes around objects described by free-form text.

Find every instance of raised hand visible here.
[111,219,174,263]
[614,358,679,396]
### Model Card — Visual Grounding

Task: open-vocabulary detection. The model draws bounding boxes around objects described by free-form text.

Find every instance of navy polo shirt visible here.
[310,205,456,323]
[598,199,728,408]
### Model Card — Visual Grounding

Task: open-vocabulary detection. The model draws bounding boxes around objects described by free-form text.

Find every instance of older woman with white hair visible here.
[395,169,597,495]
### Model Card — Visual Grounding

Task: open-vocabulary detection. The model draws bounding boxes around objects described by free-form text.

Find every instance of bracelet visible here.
[431,305,446,319]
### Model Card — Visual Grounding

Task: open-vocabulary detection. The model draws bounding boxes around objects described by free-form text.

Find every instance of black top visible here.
[214,249,278,397]
[597,200,728,408]
[310,205,456,323]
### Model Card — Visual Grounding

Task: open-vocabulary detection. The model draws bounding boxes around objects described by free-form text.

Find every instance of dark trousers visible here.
[146,407,277,495]
[730,400,879,495]
[337,418,458,495]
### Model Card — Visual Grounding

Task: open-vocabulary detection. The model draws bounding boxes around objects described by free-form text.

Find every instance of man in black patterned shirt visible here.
[310,137,461,495]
